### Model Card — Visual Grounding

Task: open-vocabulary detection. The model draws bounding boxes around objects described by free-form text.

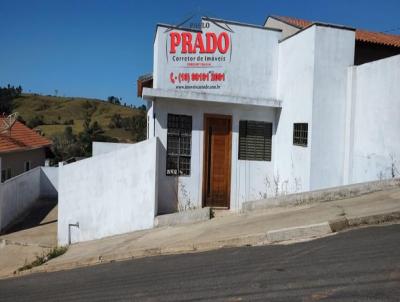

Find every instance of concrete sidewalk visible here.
[11,187,399,278]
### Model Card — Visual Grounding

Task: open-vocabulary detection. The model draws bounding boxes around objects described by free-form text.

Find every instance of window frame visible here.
[293,123,308,147]
[24,161,31,172]
[166,114,192,176]
[238,120,272,162]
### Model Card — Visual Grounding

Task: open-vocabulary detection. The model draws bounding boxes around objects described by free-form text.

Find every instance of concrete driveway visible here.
[0,199,57,277]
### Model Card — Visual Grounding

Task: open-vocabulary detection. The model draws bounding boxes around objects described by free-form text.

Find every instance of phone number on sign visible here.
[170,72,225,84]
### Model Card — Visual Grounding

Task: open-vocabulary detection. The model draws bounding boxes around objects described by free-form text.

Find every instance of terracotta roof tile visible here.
[271,15,400,47]
[0,118,52,153]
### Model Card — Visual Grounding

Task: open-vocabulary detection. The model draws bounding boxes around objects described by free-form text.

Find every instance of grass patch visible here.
[17,246,68,272]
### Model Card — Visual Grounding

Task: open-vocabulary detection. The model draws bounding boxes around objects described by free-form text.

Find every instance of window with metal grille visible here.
[293,123,308,147]
[166,114,192,176]
[238,121,272,161]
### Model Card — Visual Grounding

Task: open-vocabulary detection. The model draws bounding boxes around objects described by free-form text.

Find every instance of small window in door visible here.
[24,161,31,172]
[7,168,11,179]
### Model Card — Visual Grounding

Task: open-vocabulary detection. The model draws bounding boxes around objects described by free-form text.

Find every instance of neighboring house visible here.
[0,118,52,182]
[265,15,400,65]
[139,15,400,213]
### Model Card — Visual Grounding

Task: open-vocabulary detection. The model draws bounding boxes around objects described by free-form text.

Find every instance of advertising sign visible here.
[163,19,233,91]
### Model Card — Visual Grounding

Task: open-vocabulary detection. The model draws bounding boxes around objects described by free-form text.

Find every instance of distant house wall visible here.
[58,138,159,245]
[0,148,46,181]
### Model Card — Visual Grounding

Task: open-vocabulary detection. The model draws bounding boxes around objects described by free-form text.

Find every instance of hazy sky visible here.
[1,0,400,105]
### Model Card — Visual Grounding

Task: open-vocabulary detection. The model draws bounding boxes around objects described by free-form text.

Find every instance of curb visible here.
[266,222,333,243]
[9,234,267,279]
[265,211,400,243]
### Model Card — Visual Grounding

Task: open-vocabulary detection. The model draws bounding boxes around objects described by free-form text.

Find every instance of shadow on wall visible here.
[0,166,58,233]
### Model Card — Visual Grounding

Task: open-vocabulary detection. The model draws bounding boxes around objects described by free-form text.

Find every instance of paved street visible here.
[0,224,399,301]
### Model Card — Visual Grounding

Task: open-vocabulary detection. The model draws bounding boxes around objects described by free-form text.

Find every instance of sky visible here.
[1,0,400,106]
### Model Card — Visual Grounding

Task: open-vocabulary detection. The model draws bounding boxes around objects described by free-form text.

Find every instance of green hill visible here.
[13,94,146,142]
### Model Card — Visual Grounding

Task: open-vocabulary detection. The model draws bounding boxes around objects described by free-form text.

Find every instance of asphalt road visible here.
[1,224,400,302]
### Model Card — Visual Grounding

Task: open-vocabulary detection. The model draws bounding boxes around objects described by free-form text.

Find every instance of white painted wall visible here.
[347,54,400,182]
[310,26,355,190]
[153,18,280,101]
[264,17,300,40]
[58,138,159,245]
[275,25,355,194]
[0,167,41,231]
[274,26,316,194]
[40,167,58,198]
[154,99,277,213]
[0,166,59,231]
[92,142,132,156]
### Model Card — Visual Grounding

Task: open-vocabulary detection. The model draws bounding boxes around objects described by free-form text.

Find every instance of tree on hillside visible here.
[78,114,117,156]
[0,85,22,114]
[107,96,121,105]
[51,126,81,162]
[130,114,146,142]
[137,104,146,111]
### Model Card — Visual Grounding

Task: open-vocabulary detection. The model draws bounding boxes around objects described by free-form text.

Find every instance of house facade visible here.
[141,16,400,213]
[0,118,52,182]
[58,15,400,245]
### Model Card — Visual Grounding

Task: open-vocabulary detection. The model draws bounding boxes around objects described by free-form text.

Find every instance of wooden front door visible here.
[203,115,232,208]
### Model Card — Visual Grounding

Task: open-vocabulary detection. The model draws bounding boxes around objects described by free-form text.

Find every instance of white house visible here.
[58,15,400,244]
[140,15,400,213]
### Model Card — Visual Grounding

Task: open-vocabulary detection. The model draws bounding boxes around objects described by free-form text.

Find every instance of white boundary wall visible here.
[346,54,400,183]
[58,138,159,245]
[0,167,58,232]
[92,142,132,156]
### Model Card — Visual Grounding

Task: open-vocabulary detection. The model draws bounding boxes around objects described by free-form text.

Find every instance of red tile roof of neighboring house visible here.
[270,15,400,48]
[0,118,52,153]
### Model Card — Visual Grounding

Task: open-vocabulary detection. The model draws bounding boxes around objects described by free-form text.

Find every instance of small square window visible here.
[293,123,308,147]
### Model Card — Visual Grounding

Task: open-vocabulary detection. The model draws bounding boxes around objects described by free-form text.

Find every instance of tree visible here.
[27,115,44,128]
[130,114,146,142]
[107,96,121,105]
[51,126,79,162]
[0,85,22,114]
[137,104,146,111]
[78,114,117,156]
